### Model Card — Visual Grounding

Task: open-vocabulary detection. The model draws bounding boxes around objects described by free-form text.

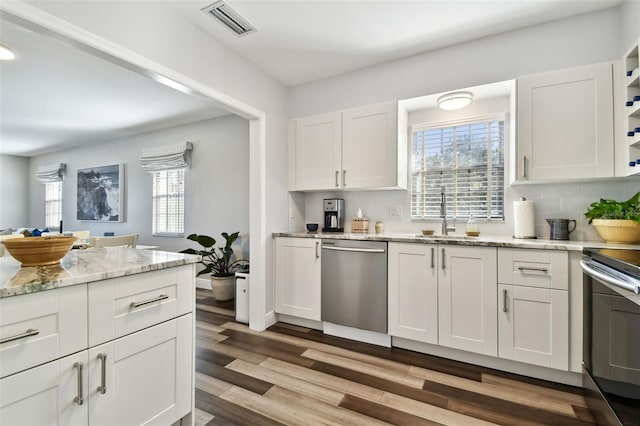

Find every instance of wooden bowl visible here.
[421,229,435,236]
[1,236,76,266]
[592,219,640,244]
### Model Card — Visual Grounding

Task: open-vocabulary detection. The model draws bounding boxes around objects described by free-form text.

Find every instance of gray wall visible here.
[29,115,250,256]
[0,154,29,230]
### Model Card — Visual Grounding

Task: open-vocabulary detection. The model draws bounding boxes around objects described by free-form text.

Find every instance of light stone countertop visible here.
[0,247,200,299]
[273,231,640,252]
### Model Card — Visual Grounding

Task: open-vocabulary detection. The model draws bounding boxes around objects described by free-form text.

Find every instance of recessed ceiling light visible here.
[437,91,473,111]
[0,44,16,61]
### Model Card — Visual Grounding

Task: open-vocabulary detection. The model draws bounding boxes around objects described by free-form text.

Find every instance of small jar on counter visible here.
[375,221,384,234]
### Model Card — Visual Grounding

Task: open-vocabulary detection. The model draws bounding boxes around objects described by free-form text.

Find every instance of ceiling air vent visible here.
[202,1,257,36]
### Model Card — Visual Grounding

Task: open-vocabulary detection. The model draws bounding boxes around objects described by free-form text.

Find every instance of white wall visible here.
[29,115,250,256]
[291,5,640,242]
[0,154,29,230]
[620,0,640,51]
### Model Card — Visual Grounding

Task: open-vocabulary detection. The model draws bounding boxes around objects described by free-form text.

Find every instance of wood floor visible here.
[194,290,594,425]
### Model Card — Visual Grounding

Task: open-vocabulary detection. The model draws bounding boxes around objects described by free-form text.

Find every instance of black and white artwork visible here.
[77,164,123,222]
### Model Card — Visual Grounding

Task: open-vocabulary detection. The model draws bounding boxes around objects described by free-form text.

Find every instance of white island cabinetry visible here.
[0,250,196,426]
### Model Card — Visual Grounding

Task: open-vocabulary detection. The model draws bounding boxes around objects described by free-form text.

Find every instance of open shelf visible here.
[628,68,640,87]
[630,133,640,147]
[629,101,640,118]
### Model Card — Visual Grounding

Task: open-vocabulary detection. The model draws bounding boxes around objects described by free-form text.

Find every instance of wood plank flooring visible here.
[194,290,594,425]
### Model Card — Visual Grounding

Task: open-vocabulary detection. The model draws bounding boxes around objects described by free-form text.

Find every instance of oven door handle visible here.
[322,246,385,253]
[580,260,640,294]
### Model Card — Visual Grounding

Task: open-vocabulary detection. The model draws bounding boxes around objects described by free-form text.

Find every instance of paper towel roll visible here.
[513,199,536,238]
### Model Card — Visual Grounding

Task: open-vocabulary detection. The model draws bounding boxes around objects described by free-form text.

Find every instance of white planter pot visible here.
[211,275,236,301]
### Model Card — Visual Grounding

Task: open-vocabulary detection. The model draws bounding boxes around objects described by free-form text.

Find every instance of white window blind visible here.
[411,116,505,220]
[140,142,193,171]
[45,181,62,228]
[152,169,185,236]
[36,163,65,182]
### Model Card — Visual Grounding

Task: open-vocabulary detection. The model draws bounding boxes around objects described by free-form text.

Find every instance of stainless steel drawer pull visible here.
[97,353,107,394]
[517,266,548,273]
[343,170,347,187]
[315,241,320,258]
[0,328,39,345]
[441,248,445,270]
[130,294,169,309]
[522,156,527,179]
[430,247,435,269]
[74,362,84,405]
[503,289,508,313]
[335,170,339,187]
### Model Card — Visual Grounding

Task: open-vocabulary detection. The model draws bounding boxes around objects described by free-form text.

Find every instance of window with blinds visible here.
[152,169,185,236]
[411,116,505,220]
[45,181,62,228]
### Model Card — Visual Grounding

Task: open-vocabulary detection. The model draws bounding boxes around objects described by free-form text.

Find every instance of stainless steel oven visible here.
[581,248,640,426]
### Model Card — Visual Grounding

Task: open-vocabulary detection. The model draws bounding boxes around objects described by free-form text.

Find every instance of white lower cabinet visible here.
[498,285,568,370]
[274,237,321,320]
[388,242,438,344]
[0,351,88,425]
[438,246,498,356]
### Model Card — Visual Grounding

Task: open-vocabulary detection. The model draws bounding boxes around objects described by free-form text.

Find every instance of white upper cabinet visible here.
[516,62,614,181]
[291,102,406,191]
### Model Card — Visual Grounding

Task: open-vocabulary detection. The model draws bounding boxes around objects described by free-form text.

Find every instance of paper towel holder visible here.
[513,197,537,239]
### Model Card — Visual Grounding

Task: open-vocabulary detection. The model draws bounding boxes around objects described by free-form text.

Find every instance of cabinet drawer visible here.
[88,265,194,346]
[0,285,87,378]
[498,248,568,290]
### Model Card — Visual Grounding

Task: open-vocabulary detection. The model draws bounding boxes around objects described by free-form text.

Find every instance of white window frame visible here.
[45,181,62,228]
[410,113,505,221]
[152,168,185,237]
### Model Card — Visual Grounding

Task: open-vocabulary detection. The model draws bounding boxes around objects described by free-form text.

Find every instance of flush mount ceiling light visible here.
[437,91,473,111]
[0,44,16,61]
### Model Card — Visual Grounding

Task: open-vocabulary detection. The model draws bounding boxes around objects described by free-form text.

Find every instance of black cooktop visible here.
[583,247,640,279]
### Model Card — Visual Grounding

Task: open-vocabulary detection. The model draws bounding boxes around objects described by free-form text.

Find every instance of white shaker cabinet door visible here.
[274,237,322,321]
[294,112,342,190]
[517,62,614,181]
[0,351,88,426]
[388,243,438,344]
[342,102,398,189]
[88,315,193,426]
[498,285,569,370]
[438,246,497,356]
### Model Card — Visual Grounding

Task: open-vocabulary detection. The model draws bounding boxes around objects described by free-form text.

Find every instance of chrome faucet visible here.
[440,186,456,235]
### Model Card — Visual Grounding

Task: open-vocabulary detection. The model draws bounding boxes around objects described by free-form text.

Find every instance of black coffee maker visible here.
[322,198,344,232]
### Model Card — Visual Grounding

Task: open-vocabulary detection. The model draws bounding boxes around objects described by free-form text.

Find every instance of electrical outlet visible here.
[389,205,403,219]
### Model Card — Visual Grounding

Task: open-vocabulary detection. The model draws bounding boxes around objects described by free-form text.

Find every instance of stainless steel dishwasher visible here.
[321,239,388,333]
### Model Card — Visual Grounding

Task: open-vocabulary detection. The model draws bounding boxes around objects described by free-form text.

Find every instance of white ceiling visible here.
[169,0,622,87]
[0,1,623,157]
[0,16,229,157]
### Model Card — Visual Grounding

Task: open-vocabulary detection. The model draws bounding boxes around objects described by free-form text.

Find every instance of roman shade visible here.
[139,142,193,172]
[36,163,65,182]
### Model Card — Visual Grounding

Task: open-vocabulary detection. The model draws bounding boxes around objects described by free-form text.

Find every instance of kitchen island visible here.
[0,247,199,426]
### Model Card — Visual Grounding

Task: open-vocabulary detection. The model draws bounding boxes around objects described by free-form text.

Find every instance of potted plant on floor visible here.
[181,232,249,301]
[584,191,640,244]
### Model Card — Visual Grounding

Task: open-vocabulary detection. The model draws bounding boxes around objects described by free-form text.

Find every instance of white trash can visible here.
[235,272,249,324]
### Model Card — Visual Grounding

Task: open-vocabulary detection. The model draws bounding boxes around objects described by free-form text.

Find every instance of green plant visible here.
[584,192,640,224]
[181,232,249,277]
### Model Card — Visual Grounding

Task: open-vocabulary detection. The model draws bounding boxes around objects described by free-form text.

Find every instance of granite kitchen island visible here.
[0,247,199,426]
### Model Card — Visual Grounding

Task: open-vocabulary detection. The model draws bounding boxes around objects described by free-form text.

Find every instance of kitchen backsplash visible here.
[289,179,640,242]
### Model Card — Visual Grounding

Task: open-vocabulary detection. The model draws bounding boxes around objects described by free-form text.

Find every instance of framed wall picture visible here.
[77,163,124,222]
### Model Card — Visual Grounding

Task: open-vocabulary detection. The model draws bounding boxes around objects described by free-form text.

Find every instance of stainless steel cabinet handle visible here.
[335,170,339,187]
[518,266,548,273]
[73,362,84,406]
[522,156,527,179]
[130,294,169,309]
[430,247,435,269]
[342,170,347,187]
[441,248,445,270]
[503,289,508,313]
[97,353,107,395]
[315,241,320,258]
[0,328,39,345]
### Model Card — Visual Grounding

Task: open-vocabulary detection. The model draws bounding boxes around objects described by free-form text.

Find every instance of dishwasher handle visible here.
[322,245,385,254]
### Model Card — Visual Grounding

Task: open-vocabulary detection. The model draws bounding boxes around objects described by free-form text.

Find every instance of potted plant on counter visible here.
[584,191,640,244]
[181,232,249,301]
